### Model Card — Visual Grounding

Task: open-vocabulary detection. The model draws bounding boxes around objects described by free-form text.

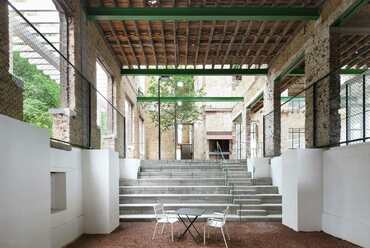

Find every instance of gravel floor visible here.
[67,222,360,248]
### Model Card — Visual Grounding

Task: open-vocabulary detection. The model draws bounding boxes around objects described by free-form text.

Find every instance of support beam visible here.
[122,68,268,76]
[288,68,367,76]
[137,96,244,103]
[87,7,320,21]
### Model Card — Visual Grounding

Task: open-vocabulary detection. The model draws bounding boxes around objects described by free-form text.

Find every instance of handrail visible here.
[216,141,226,161]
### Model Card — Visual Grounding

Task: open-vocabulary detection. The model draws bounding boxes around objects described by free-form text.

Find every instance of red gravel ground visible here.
[67,222,360,248]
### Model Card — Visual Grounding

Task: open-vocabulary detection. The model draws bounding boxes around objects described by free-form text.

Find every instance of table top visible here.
[176,208,206,216]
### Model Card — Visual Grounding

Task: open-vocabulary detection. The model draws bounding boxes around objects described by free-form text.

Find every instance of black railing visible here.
[7,2,125,155]
[263,67,370,156]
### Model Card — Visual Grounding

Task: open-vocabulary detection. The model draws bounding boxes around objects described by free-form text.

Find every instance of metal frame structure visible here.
[137,96,244,103]
[87,7,320,21]
[122,68,268,76]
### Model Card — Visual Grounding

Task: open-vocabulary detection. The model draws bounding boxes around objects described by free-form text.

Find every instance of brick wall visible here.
[0,0,23,120]
[51,0,124,155]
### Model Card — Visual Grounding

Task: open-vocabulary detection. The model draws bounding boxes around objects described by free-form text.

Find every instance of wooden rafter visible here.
[92,0,327,68]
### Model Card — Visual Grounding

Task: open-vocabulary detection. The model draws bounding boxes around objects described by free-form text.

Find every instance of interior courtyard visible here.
[0,0,369,247]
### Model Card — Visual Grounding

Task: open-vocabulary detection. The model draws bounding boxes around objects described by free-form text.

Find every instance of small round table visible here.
[176,208,206,242]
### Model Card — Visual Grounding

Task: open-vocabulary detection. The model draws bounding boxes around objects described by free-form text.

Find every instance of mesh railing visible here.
[263,68,370,155]
[7,2,125,154]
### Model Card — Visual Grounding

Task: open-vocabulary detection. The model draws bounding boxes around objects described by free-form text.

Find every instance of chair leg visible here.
[220,227,229,248]
[203,224,206,245]
[152,222,158,240]
[161,223,166,234]
[224,224,231,240]
[171,223,174,242]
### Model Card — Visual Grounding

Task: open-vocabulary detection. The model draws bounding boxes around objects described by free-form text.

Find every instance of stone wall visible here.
[0,0,23,120]
[268,0,360,149]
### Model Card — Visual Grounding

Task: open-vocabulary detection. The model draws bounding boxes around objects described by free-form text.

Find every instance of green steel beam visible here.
[333,0,368,27]
[288,68,305,76]
[88,7,320,21]
[121,68,268,76]
[275,52,305,83]
[340,68,367,74]
[287,68,367,76]
[137,96,244,102]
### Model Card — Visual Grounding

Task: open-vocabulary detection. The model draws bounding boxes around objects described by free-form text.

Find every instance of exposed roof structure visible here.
[87,0,326,69]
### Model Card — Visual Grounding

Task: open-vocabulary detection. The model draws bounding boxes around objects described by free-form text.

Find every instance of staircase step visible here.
[119,160,280,223]
[237,209,267,216]
[121,178,226,186]
[119,214,281,222]
[120,193,232,203]
[120,185,279,194]
[119,203,282,215]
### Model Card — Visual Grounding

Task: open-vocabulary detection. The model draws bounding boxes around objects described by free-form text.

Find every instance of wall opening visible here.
[50,171,66,213]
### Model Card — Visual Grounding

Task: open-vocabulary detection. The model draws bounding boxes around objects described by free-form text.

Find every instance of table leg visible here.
[186,215,201,237]
[177,215,200,241]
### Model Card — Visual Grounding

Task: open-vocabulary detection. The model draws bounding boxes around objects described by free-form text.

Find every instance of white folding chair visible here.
[152,203,178,242]
[203,206,231,248]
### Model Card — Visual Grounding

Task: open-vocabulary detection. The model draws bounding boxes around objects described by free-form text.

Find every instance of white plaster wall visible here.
[297,149,323,231]
[248,158,270,178]
[120,159,141,179]
[281,149,323,232]
[0,114,51,248]
[82,149,120,234]
[322,143,370,248]
[270,156,282,192]
[50,148,83,248]
[281,150,298,231]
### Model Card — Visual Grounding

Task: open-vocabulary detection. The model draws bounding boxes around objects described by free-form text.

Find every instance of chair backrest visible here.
[222,206,230,224]
[153,203,165,221]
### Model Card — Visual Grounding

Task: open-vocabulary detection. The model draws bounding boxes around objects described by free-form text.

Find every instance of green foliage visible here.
[13,52,60,133]
[145,75,204,131]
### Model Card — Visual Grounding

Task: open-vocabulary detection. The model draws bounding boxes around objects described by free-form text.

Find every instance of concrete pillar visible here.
[305,27,341,147]
[0,0,23,120]
[263,77,281,157]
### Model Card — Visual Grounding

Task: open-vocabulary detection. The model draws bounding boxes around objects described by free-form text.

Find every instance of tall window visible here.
[288,128,305,149]
[125,99,134,157]
[250,122,260,157]
[233,115,242,160]
[139,117,145,159]
[96,61,114,148]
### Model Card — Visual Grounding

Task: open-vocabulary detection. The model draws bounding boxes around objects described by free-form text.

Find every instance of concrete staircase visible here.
[119,160,282,221]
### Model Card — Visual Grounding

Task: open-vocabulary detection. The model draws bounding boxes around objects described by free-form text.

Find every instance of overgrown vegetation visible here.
[13,52,60,133]
[145,75,204,131]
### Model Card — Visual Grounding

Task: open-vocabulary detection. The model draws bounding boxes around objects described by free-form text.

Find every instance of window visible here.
[233,115,242,159]
[96,61,114,149]
[139,117,145,159]
[288,128,305,149]
[125,99,134,157]
[250,122,262,158]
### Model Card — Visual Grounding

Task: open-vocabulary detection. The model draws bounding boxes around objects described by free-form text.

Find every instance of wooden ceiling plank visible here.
[147,21,158,67]
[221,21,241,68]
[99,0,128,66]
[194,21,203,67]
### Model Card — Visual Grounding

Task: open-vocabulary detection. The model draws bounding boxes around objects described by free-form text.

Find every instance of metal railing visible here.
[6,2,126,155]
[263,69,370,156]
